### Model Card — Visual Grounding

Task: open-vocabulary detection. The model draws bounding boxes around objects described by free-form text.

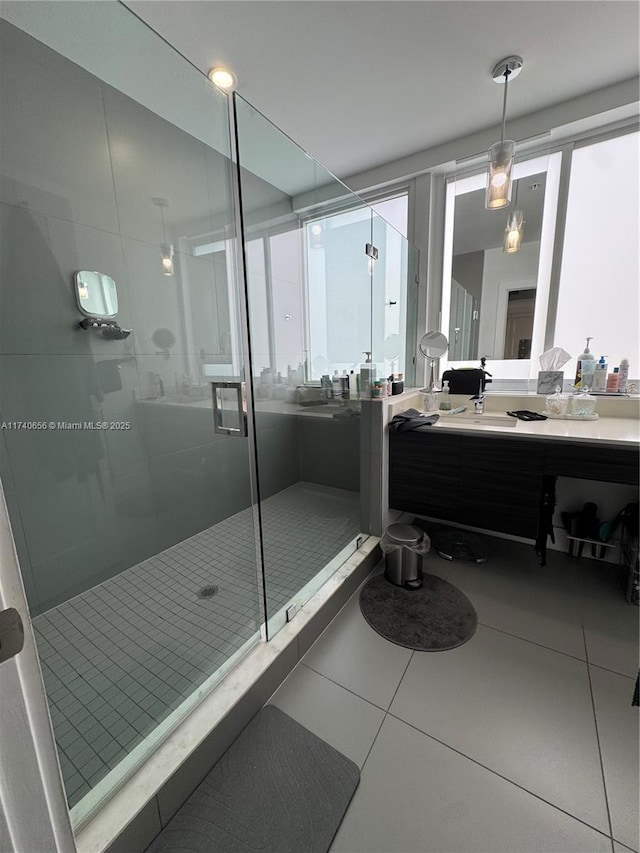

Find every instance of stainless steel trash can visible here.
[384,523,424,589]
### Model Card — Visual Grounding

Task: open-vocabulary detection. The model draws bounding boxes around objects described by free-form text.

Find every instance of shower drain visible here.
[198,584,219,599]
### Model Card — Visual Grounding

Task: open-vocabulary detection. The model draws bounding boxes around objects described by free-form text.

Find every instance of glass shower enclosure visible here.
[0,1,417,825]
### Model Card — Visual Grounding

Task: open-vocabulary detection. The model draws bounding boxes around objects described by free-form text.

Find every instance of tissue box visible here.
[537,371,564,394]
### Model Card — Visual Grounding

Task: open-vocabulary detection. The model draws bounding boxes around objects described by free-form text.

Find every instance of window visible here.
[554,131,639,381]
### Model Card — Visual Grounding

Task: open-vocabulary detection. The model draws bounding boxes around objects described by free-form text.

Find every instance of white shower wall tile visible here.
[34,481,360,808]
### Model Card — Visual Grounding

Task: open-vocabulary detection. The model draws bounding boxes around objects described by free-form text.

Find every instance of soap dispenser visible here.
[439,379,452,411]
[360,352,376,398]
[574,337,594,387]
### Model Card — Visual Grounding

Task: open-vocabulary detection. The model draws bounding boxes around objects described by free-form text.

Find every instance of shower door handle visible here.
[211,381,248,437]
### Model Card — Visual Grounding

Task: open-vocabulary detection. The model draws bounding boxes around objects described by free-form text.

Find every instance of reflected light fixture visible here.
[485,55,523,210]
[208,67,237,91]
[504,210,524,253]
[152,197,174,276]
[503,180,525,253]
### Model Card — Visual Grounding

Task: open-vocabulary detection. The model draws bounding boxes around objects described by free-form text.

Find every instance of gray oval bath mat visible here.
[359,572,477,651]
[146,705,359,853]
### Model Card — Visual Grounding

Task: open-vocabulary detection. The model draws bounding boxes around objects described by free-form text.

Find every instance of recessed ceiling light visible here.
[208,67,237,91]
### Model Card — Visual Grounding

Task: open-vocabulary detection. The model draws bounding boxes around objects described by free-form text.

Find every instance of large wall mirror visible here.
[449,171,545,361]
[440,154,562,386]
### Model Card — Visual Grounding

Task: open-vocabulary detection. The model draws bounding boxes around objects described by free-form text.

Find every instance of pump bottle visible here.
[574,337,595,387]
[360,352,375,398]
[439,380,452,411]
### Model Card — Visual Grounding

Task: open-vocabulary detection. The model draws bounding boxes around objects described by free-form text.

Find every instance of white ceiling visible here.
[126,1,639,183]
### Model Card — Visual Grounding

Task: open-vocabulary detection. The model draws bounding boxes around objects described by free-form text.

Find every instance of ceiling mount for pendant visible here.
[491,56,524,84]
[485,54,524,210]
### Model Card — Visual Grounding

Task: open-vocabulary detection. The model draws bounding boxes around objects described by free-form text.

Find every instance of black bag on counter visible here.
[441,368,489,395]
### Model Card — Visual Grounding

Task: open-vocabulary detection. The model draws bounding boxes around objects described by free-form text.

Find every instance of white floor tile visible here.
[390,624,609,834]
[614,842,636,853]
[446,539,586,659]
[330,714,611,853]
[302,592,413,709]
[269,663,384,769]
[590,666,640,851]
[578,562,639,678]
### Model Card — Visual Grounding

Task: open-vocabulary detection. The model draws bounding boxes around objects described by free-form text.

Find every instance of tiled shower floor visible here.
[33,482,360,808]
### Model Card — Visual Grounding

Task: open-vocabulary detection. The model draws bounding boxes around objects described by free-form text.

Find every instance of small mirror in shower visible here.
[74,271,118,318]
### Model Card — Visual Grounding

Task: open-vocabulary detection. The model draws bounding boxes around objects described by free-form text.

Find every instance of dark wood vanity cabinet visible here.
[543,442,638,485]
[389,430,638,540]
[456,437,544,537]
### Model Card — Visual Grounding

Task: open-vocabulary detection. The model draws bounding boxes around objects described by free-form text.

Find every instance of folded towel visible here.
[389,409,440,432]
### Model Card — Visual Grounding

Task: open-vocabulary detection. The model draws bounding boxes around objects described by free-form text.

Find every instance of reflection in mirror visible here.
[449,173,546,361]
[74,270,118,318]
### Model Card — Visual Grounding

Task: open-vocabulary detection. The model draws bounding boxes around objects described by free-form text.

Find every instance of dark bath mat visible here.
[359,572,477,651]
[146,705,359,853]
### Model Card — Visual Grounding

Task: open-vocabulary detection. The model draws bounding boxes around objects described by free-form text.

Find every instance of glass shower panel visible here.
[371,211,413,384]
[234,95,368,636]
[0,10,262,820]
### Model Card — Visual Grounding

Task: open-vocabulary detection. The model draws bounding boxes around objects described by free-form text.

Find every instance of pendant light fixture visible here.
[485,56,523,210]
[503,180,525,253]
[152,197,174,276]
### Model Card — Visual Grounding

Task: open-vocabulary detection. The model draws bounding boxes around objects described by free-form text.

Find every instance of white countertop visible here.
[137,396,359,421]
[390,390,639,448]
[427,414,640,447]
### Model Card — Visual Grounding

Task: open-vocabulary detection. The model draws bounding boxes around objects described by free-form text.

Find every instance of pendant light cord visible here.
[159,205,167,243]
[500,67,511,144]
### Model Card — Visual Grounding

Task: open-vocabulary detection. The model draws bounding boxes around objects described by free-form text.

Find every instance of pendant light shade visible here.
[485,56,523,211]
[486,140,516,209]
[153,197,175,277]
[503,209,524,253]
[161,243,175,275]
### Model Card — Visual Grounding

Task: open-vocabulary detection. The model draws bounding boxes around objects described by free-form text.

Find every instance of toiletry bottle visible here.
[360,352,375,399]
[581,358,596,391]
[593,356,608,391]
[606,368,620,392]
[341,372,349,398]
[618,358,629,393]
[320,374,331,399]
[439,379,452,411]
[349,370,358,400]
[332,370,343,399]
[574,337,594,387]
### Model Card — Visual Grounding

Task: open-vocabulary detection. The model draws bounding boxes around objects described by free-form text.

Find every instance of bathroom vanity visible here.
[388,402,639,541]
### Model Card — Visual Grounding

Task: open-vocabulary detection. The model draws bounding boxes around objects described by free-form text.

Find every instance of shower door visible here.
[0,8,265,826]
[234,96,367,636]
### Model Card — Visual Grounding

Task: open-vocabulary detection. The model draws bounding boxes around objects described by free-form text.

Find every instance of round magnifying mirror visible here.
[418,331,448,390]
[419,331,448,359]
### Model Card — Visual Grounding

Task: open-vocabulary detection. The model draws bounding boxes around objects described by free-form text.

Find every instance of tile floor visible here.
[269,533,639,853]
[33,482,360,808]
